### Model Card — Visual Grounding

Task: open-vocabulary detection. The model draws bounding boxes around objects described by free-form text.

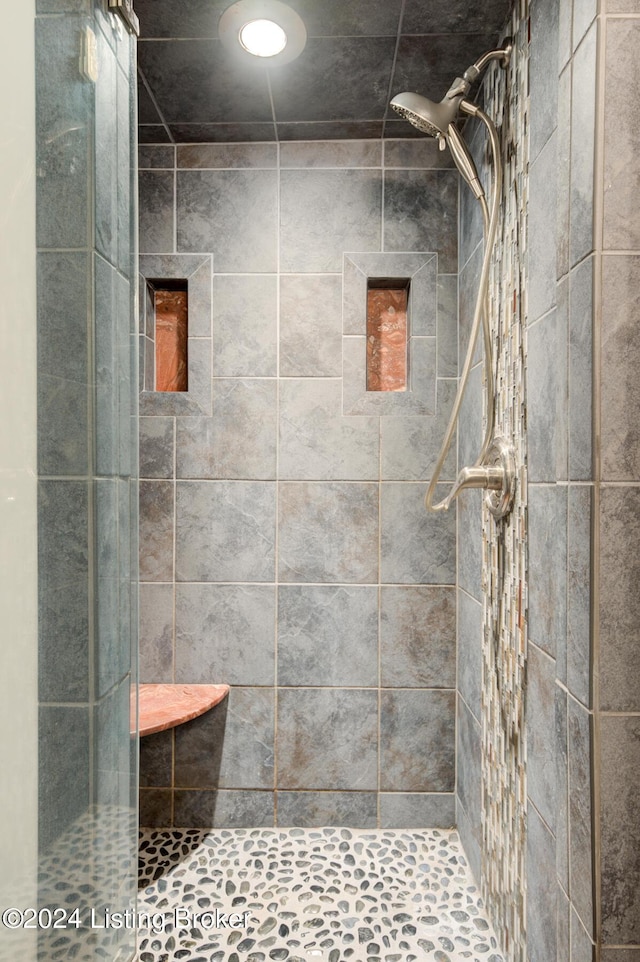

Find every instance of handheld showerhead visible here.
[388,41,514,517]
[390,86,485,200]
[389,76,470,140]
[389,42,512,198]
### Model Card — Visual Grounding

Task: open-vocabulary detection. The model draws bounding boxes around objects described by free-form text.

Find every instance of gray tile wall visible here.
[457,0,640,957]
[528,1,640,956]
[597,8,640,952]
[526,1,598,959]
[138,138,459,829]
[453,1,630,960]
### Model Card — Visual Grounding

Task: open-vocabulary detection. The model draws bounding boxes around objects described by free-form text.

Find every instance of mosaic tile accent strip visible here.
[480,5,529,962]
[138,827,505,962]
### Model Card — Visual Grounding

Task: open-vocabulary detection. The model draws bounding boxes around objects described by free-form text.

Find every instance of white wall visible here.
[0,1,39,958]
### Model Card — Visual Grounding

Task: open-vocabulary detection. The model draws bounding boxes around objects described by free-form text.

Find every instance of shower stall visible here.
[2,0,640,960]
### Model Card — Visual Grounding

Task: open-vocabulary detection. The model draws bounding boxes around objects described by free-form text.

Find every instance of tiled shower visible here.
[137,137,461,829]
[2,1,640,961]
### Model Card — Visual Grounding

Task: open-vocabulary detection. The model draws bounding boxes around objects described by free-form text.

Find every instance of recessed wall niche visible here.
[139,254,212,416]
[343,252,438,415]
[150,279,188,392]
[366,279,410,393]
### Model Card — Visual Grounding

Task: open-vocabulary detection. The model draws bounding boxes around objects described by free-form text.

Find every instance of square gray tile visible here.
[380,380,457,482]
[277,688,378,791]
[176,481,276,583]
[278,482,378,583]
[383,170,458,274]
[277,585,378,687]
[173,790,275,829]
[569,256,594,481]
[570,23,597,267]
[279,274,342,376]
[601,255,640,482]
[139,480,174,583]
[139,170,174,254]
[567,484,592,705]
[527,484,568,659]
[176,380,277,480]
[139,583,174,683]
[380,690,455,792]
[177,169,277,272]
[38,706,90,852]
[529,132,558,322]
[175,688,274,791]
[379,793,456,829]
[175,584,275,687]
[526,642,557,833]
[276,791,377,828]
[599,487,640,713]
[568,698,594,937]
[280,169,382,272]
[139,417,175,479]
[381,483,456,584]
[380,586,455,688]
[140,730,173,788]
[279,378,378,481]
[456,697,481,833]
[457,589,482,721]
[528,307,568,483]
[212,274,277,377]
[526,803,558,962]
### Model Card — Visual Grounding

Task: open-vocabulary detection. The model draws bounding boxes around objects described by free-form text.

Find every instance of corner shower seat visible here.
[138,683,230,737]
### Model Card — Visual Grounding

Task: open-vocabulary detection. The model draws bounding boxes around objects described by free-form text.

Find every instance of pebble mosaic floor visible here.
[137,827,505,962]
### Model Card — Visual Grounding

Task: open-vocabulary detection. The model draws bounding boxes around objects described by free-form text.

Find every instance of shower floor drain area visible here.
[137,827,504,962]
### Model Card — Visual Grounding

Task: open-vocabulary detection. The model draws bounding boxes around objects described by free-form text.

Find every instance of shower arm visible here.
[424,102,515,519]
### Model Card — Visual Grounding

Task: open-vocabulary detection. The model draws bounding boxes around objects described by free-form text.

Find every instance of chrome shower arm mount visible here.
[463,41,512,85]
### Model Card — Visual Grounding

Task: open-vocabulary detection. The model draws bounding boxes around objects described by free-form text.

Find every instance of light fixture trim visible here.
[218,0,307,66]
[239,18,288,57]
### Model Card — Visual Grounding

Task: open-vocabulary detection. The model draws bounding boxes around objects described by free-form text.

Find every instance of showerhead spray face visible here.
[389,94,444,138]
[389,77,469,140]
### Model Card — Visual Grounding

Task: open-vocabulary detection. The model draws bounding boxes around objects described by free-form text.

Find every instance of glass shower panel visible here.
[35,4,138,961]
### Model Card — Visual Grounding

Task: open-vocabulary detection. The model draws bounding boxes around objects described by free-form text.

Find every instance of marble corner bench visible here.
[138,683,230,737]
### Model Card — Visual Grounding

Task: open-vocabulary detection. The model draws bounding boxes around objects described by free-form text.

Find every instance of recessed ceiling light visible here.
[239,18,287,57]
[219,0,307,66]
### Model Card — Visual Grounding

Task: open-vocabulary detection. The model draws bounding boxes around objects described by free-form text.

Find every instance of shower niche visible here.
[342,251,438,415]
[366,278,410,393]
[139,253,213,417]
[148,278,189,393]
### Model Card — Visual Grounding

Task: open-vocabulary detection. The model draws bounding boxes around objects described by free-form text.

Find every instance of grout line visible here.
[172,415,177,689]
[170,728,175,827]
[377,401,383,829]
[137,67,175,145]
[273,135,281,827]
[381,0,407,141]
[591,5,607,953]
[173,152,177,252]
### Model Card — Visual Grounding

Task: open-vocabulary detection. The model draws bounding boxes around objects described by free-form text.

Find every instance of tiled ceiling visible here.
[135,0,511,143]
